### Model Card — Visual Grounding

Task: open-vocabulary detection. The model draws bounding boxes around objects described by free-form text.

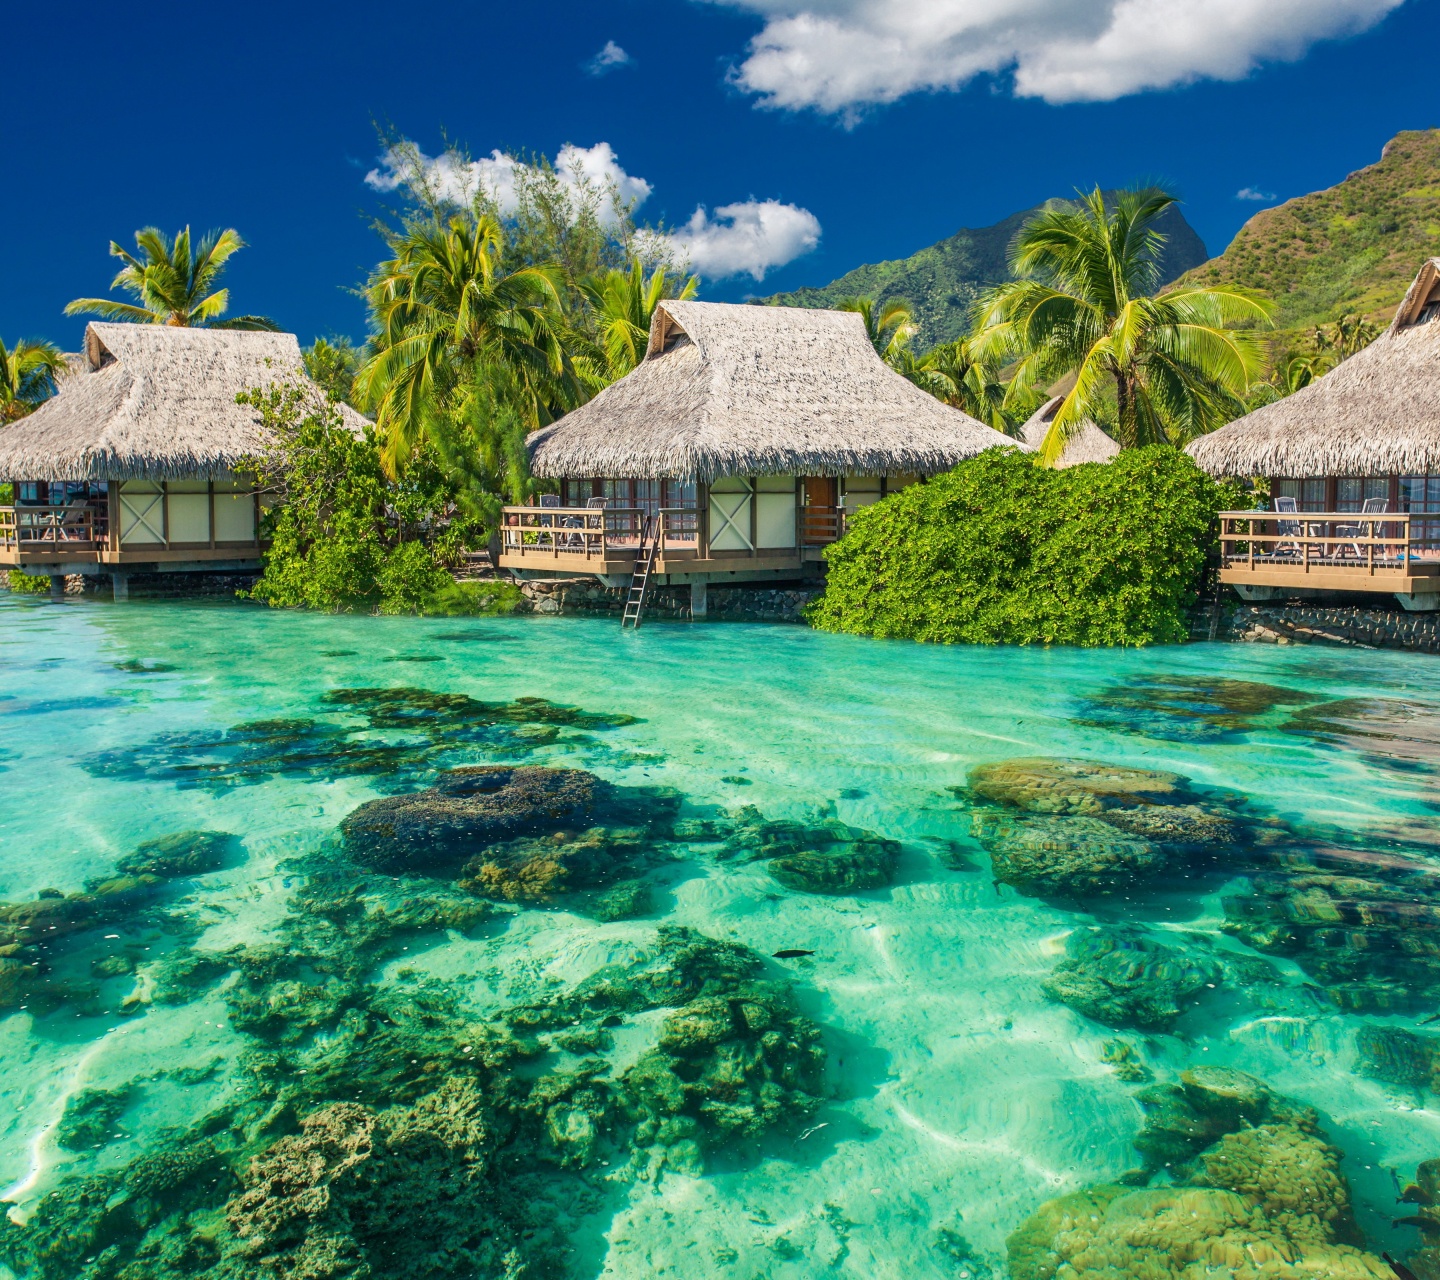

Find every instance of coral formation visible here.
[56,1086,134,1150]
[342,765,606,874]
[971,810,1166,897]
[716,806,901,895]
[115,830,235,878]
[1042,928,1221,1030]
[1007,1067,1391,1280]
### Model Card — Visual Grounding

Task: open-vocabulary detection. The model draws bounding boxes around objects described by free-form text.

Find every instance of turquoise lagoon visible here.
[1,593,1439,1277]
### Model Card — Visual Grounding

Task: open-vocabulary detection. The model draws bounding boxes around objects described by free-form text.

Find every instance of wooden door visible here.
[800,477,838,545]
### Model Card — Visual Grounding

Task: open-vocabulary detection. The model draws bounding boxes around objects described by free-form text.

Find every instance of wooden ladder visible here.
[620,515,660,629]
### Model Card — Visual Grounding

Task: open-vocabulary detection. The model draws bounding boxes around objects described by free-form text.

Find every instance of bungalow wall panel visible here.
[755,475,797,549]
[119,481,164,546]
[167,482,210,544]
[214,487,257,542]
[709,477,754,552]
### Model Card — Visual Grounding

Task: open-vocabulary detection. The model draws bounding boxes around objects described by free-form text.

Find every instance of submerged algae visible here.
[1074,675,1322,743]
[83,686,638,793]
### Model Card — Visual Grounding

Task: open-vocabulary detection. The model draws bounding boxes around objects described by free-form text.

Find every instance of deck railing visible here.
[500,501,849,561]
[800,505,845,547]
[0,505,109,550]
[501,506,645,560]
[1218,510,1440,575]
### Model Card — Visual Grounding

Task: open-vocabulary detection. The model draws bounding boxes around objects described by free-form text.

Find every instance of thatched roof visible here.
[527,300,1022,481]
[0,323,367,482]
[1019,396,1121,467]
[1186,258,1440,478]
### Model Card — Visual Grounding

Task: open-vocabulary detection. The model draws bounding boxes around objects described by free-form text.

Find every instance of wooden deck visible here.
[1218,510,1440,596]
[0,505,265,571]
[497,504,843,580]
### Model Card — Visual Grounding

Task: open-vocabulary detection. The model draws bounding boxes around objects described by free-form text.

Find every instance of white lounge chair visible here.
[1272,496,1302,558]
[1334,496,1389,561]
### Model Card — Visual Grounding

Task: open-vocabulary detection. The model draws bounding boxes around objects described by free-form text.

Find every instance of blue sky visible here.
[4,0,1436,350]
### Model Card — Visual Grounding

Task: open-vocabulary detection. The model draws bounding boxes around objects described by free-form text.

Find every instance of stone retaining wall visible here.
[517,577,820,623]
[1194,598,1440,653]
[0,570,257,599]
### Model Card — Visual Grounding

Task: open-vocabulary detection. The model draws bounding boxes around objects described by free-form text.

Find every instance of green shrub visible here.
[420,580,525,617]
[4,569,52,595]
[808,446,1235,647]
[238,385,484,615]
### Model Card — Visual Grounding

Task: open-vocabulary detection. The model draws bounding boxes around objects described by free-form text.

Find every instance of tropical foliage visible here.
[66,227,277,330]
[974,187,1272,463]
[238,384,498,614]
[809,447,1239,647]
[0,337,66,424]
[302,337,361,404]
[581,260,697,379]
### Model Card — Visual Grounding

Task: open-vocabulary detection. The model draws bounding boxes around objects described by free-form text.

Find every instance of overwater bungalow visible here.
[0,323,361,598]
[1188,258,1440,611]
[502,300,1020,615]
[1019,396,1121,467]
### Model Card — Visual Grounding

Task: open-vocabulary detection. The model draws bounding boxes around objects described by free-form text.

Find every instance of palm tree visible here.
[1312,313,1380,363]
[838,296,916,365]
[0,338,67,424]
[356,214,575,473]
[975,187,1272,463]
[65,227,277,330]
[580,259,698,380]
[897,336,1036,434]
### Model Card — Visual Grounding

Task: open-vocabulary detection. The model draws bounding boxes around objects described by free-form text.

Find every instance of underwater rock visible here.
[767,838,899,894]
[83,687,638,794]
[115,830,235,878]
[716,805,900,894]
[590,877,653,921]
[1074,675,1321,743]
[342,765,606,874]
[1222,854,1440,1012]
[1100,1040,1152,1083]
[56,1085,134,1150]
[1008,1067,1387,1280]
[1042,928,1221,1030]
[457,822,650,905]
[227,1083,522,1280]
[1096,803,1240,848]
[1283,696,1440,778]
[972,810,1166,898]
[964,758,1190,815]
[622,981,826,1152]
[1355,1025,1440,1094]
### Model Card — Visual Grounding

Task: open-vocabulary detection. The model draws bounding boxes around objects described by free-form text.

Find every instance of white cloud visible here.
[587,40,633,74]
[365,141,652,227]
[366,142,822,280]
[649,200,822,281]
[705,0,1405,113]
[1236,186,1277,201]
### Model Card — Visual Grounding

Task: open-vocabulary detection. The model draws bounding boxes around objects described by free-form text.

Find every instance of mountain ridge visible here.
[763,196,1208,349]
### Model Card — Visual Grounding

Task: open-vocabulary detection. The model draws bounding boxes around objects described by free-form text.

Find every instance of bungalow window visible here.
[1401,476,1440,553]
[1336,477,1388,511]
[1272,478,1327,511]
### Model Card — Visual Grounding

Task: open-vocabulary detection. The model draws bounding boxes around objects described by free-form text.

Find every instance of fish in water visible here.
[1384,1253,1420,1280]
[798,1122,829,1140]
[773,949,815,959]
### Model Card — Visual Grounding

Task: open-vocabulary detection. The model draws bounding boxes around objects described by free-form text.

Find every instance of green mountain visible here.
[1179,129,1440,333]
[765,196,1208,349]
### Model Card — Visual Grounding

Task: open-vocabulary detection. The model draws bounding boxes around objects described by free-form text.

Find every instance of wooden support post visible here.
[48,574,65,600]
[111,571,129,602]
[690,577,708,620]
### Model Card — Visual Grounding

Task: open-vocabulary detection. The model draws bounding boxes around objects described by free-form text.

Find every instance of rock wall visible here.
[1195,598,1440,653]
[517,578,821,623]
[0,570,258,600]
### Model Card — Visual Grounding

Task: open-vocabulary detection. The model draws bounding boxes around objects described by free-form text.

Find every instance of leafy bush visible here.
[4,569,52,595]
[808,447,1235,647]
[238,385,485,615]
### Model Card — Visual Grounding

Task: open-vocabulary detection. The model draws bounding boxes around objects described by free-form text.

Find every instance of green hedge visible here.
[807,446,1235,647]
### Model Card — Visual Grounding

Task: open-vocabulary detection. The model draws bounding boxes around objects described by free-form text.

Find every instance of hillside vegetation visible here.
[1179,129,1440,332]
[766,198,1207,349]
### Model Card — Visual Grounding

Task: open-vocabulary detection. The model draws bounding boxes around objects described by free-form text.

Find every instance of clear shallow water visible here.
[0,595,1438,1277]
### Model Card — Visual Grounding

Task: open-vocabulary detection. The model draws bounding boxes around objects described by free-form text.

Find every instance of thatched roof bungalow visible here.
[1019,396,1120,468]
[1187,258,1440,609]
[505,301,1022,605]
[0,323,360,591]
